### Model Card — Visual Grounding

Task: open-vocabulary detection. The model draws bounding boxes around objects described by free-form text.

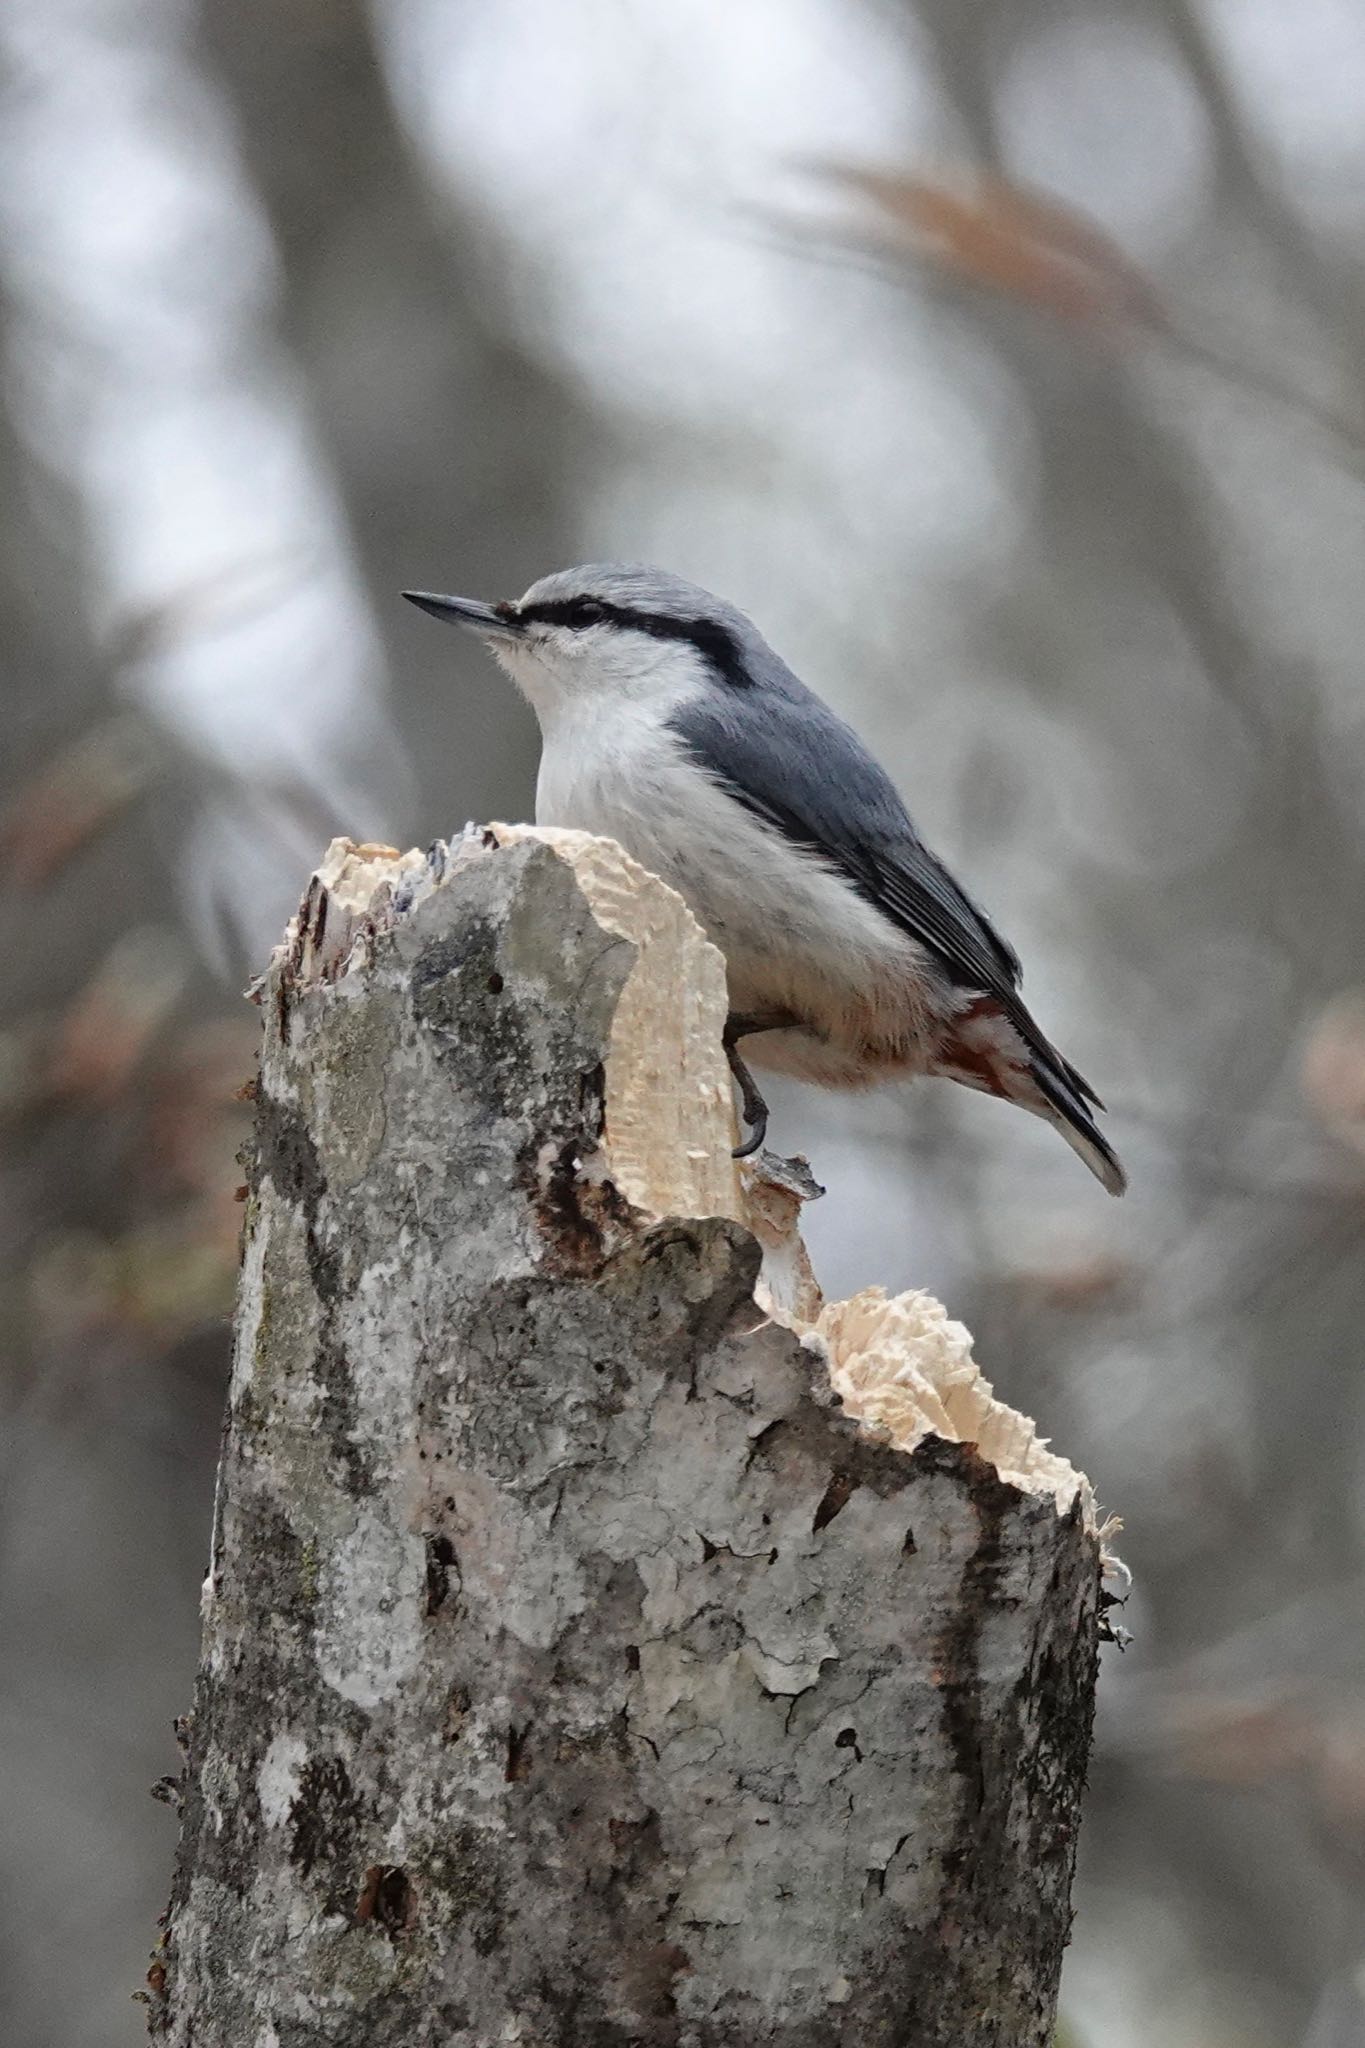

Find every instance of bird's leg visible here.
[725,1041,768,1159]
[722,1011,793,1160]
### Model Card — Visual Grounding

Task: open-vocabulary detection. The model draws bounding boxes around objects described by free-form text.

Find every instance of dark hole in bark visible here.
[744,1418,785,1473]
[424,1533,456,1615]
[835,1726,863,1760]
[625,1646,641,1671]
[812,1470,857,1533]
[487,971,504,993]
[607,1808,663,1887]
[288,1755,363,1882]
[903,1524,917,1555]
[505,1723,533,1781]
[355,1863,415,1939]
[533,1135,615,1272]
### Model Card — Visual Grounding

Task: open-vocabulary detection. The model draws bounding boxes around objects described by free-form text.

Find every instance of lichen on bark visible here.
[149,829,1105,2048]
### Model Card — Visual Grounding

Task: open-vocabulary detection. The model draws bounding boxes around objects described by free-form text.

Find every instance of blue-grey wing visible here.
[668,685,1104,1115]
[668,688,1022,996]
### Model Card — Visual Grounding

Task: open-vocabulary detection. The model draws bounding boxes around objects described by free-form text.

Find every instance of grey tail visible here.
[1028,1049,1127,1196]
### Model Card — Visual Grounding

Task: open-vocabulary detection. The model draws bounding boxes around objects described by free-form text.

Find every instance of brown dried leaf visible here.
[812,163,1166,334]
[28,1210,241,1347]
[0,713,160,889]
[47,929,190,1106]
[143,1019,256,1193]
[1301,993,1365,1158]
[1158,1697,1313,1784]
[1313,1721,1365,1829]
[1008,1251,1136,1312]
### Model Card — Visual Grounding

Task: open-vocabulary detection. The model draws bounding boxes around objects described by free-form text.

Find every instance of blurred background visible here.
[3,0,1365,2041]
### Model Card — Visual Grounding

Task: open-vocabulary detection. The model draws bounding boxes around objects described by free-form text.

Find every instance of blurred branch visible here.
[801,163,1168,334]
[0,712,161,888]
[786,161,1365,477]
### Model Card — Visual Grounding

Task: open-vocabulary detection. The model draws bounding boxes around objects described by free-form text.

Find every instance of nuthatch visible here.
[405,565,1126,1193]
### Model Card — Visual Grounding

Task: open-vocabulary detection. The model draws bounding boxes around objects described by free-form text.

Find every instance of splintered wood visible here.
[270,826,1092,1527]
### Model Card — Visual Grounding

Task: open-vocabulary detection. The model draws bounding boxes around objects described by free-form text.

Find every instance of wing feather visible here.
[667,688,1105,1113]
[668,692,1018,983]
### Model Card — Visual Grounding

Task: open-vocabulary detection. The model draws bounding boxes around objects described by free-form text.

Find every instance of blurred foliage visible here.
[0,718,252,1353]
[808,163,1169,332]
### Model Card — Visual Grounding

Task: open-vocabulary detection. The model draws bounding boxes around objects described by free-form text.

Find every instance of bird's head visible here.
[403,563,762,720]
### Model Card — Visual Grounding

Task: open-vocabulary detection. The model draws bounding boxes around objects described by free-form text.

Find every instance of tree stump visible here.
[148,824,1106,2048]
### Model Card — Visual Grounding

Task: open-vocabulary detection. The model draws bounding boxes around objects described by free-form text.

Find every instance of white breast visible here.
[533,696,949,1085]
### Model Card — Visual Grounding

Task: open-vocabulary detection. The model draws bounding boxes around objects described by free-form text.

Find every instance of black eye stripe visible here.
[543,597,604,627]
[516,598,623,630]
[516,598,751,688]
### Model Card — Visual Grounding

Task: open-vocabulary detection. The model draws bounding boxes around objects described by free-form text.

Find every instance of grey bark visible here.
[149,832,1101,2047]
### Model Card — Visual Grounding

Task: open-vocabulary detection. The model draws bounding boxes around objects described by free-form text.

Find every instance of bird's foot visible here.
[720,1018,824,1196]
[723,1012,790,1160]
[729,1069,768,1159]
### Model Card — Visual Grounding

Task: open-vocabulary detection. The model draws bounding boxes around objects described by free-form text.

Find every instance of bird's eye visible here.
[567,598,605,627]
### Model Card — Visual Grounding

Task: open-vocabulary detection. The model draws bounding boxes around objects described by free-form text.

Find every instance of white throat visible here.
[493,630,710,730]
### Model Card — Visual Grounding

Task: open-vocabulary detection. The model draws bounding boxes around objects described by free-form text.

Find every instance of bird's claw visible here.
[722,1030,772,1160]
[731,1109,768,1160]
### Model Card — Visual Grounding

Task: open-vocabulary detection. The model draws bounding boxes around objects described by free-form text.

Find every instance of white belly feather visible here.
[534,698,949,1086]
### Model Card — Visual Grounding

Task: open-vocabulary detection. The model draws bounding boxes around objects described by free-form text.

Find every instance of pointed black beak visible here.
[402,591,524,640]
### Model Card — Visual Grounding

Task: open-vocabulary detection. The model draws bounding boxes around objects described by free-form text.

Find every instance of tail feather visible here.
[1027,1052,1128,1196]
[935,996,1127,1195]
[1003,995,1106,1114]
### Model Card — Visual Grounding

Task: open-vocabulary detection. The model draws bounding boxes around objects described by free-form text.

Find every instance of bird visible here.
[403,565,1126,1194]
